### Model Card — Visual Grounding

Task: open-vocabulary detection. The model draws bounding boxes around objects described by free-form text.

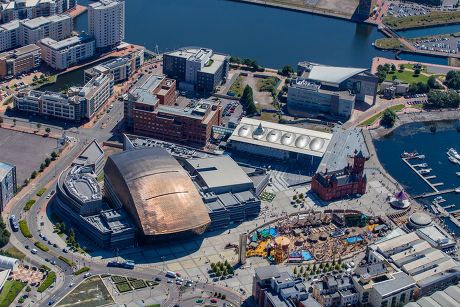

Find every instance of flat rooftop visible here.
[20,14,70,29]
[200,53,227,74]
[166,47,212,60]
[229,117,332,158]
[186,156,252,192]
[73,141,104,167]
[0,162,14,181]
[40,35,93,50]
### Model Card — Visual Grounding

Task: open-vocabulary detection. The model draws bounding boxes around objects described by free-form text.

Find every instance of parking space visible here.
[412,36,459,55]
[0,128,57,184]
[386,2,431,18]
[404,93,428,106]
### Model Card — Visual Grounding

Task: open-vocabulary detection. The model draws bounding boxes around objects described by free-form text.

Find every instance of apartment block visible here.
[0,0,76,24]
[19,14,72,46]
[38,34,95,70]
[163,47,229,92]
[0,20,19,52]
[0,43,40,78]
[88,0,125,49]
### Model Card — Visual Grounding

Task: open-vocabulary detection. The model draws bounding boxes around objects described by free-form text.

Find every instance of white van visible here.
[165,271,176,278]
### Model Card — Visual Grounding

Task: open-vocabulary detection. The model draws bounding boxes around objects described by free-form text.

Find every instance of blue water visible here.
[346,236,363,244]
[397,24,460,38]
[374,121,460,234]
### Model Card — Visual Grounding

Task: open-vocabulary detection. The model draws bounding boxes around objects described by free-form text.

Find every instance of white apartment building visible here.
[38,35,95,70]
[0,0,76,23]
[72,72,114,118]
[14,71,113,121]
[88,0,124,49]
[0,20,19,52]
[19,14,72,46]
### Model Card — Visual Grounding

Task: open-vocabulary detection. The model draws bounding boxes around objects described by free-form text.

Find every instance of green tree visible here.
[45,127,51,134]
[31,171,37,179]
[426,90,460,109]
[414,68,421,76]
[280,65,294,76]
[39,163,45,172]
[391,64,396,72]
[44,158,51,167]
[51,152,58,160]
[398,64,405,72]
[0,220,10,248]
[445,70,460,90]
[12,119,16,126]
[240,85,257,114]
[36,123,41,130]
[380,109,397,128]
[293,267,297,275]
[299,266,304,274]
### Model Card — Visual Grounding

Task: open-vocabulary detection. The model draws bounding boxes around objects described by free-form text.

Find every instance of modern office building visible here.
[0,43,40,78]
[104,148,211,242]
[55,141,136,248]
[367,231,460,298]
[0,20,19,52]
[252,266,319,307]
[38,34,95,70]
[228,117,332,169]
[124,73,222,148]
[184,156,262,230]
[0,162,16,211]
[84,48,144,84]
[0,0,76,24]
[311,151,368,201]
[19,14,72,46]
[14,70,113,121]
[163,47,229,92]
[288,61,378,119]
[88,0,124,49]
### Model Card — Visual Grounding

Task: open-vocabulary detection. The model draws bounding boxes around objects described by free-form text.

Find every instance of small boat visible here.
[456,188,460,194]
[448,156,460,164]
[414,163,428,168]
[416,155,425,159]
[457,172,460,177]
[418,168,432,174]
[448,148,460,161]
[434,196,444,202]
[401,151,418,158]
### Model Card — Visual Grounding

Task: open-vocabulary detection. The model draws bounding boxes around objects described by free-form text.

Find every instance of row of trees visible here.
[292,260,347,278]
[240,85,257,114]
[229,56,260,71]
[210,260,234,276]
[29,151,59,182]
[426,90,460,109]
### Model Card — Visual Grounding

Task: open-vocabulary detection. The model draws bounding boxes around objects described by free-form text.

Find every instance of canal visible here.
[374,121,460,234]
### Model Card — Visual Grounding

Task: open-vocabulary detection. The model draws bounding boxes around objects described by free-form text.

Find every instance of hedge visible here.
[19,220,32,238]
[24,199,36,211]
[74,267,90,276]
[37,271,56,293]
[34,242,49,252]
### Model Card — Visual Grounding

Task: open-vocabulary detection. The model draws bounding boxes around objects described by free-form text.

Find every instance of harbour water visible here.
[374,121,460,234]
[75,0,449,68]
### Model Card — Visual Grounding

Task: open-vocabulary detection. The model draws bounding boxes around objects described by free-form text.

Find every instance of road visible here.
[3,96,244,306]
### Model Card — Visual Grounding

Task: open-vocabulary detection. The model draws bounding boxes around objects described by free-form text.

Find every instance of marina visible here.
[401,155,443,193]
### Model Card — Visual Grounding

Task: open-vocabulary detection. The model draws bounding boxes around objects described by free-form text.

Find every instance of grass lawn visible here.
[58,256,74,267]
[360,104,405,126]
[228,76,244,98]
[374,38,403,50]
[37,271,56,293]
[34,242,49,252]
[0,280,26,307]
[384,11,460,30]
[24,199,36,211]
[116,282,132,293]
[3,246,26,260]
[57,276,114,307]
[257,76,279,92]
[385,70,428,85]
[74,267,90,276]
[36,188,46,197]
[130,279,147,290]
[111,275,127,284]
[19,220,32,238]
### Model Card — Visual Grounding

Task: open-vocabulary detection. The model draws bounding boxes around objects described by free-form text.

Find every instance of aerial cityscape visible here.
[0,0,459,306]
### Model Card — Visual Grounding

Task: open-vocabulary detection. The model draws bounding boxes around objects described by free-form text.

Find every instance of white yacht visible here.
[448,148,460,161]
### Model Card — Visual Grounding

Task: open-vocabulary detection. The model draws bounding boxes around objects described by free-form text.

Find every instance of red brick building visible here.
[311,152,368,201]
[124,74,221,148]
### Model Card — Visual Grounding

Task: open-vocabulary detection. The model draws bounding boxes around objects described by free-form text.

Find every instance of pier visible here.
[413,188,457,199]
[401,158,442,193]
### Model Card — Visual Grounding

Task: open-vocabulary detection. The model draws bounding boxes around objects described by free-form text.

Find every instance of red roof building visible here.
[311,152,368,201]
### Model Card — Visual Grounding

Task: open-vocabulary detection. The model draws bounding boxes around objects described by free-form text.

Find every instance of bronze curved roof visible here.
[104,148,210,236]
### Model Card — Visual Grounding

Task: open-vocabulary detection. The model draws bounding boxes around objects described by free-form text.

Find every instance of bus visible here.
[9,215,19,232]
[165,271,177,278]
